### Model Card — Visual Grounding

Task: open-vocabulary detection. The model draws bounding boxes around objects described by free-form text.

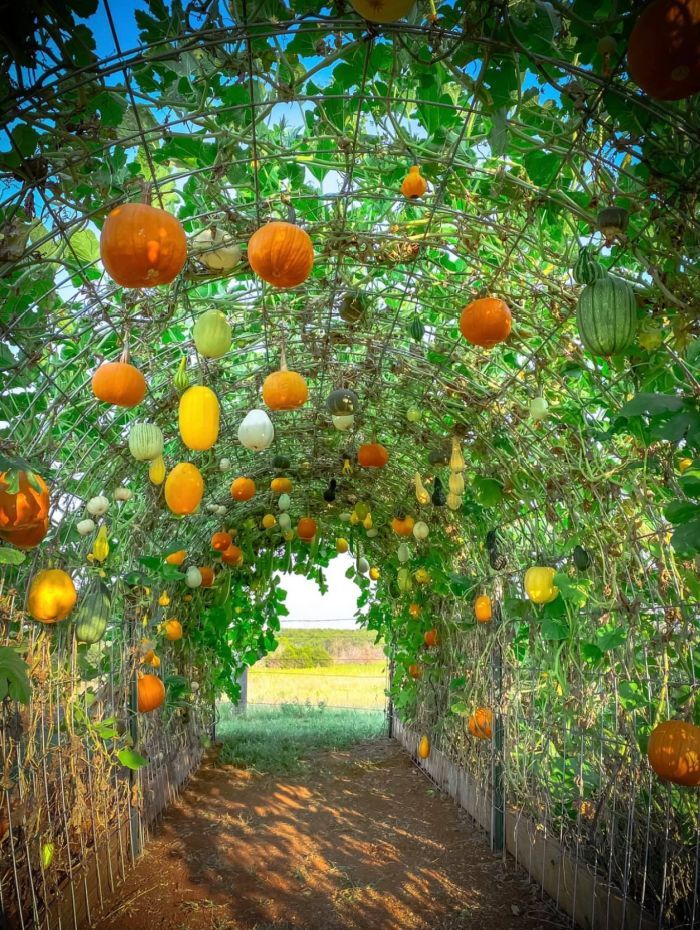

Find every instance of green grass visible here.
[248,661,387,709]
[216,704,387,773]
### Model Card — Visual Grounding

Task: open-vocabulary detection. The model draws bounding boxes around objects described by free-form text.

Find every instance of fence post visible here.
[491,591,505,856]
[127,601,142,860]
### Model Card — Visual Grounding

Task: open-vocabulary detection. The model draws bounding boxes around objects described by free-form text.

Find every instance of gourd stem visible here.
[140,180,153,205]
[286,201,296,225]
[119,330,130,364]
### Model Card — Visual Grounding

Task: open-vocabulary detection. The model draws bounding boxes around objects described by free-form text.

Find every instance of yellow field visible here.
[248,661,387,709]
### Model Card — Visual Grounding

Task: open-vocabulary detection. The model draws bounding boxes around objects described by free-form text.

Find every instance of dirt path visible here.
[93,739,566,930]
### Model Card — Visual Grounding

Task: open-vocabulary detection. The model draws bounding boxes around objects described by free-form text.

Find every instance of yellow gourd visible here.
[418,735,430,759]
[336,537,349,553]
[449,437,465,472]
[414,473,430,506]
[149,455,166,485]
[446,492,462,510]
[524,566,559,604]
[178,386,220,451]
[363,513,373,530]
[90,525,110,563]
[448,472,465,495]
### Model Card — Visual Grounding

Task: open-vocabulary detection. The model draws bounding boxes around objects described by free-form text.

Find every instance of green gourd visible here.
[573,247,605,286]
[192,309,232,358]
[573,545,591,571]
[75,581,111,644]
[575,275,637,357]
[128,422,163,462]
[173,356,190,393]
[339,290,366,323]
[409,314,424,343]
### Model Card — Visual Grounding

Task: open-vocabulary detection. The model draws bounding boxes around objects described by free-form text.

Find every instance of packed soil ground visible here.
[92,739,567,930]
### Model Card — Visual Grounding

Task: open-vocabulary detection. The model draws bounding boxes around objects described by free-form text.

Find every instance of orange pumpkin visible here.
[262,348,308,411]
[137,674,166,713]
[92,360,146,408]
[647,720,700,787]
[164,463,204,515]
[297,517,317,542]
[408,602,422,619]
[391,513,415,536]
[474,595,492,623]
[459,297,512,348]
[221,544,244,566]
[408,663,423,680]
[231,477,256,501]
[401,165,427,198]
[270,476,293,494]
[100,202,187,288]
[468,707,493,740]
[0,470,49,532]
[163,619,183,641]
[211,531,233,551]
[27,569,77,623]
[247,221,314,288]
[199,566,214,587]
[423,629,439,648]
[357,443,389,468]
[627,0,700,101]
[165,549,187,566]
[0,516,49,549]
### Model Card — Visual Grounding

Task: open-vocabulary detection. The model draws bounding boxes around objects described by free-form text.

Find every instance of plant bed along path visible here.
[93,740,566,930]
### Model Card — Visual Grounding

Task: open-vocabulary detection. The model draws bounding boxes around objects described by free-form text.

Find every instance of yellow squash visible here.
[178,386,220,451]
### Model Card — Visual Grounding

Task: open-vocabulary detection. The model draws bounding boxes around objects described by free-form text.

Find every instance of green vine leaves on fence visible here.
[0,646,31,704]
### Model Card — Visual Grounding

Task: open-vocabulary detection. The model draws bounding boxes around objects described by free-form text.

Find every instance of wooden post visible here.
[491,590,505,856]
[237,666,248,714]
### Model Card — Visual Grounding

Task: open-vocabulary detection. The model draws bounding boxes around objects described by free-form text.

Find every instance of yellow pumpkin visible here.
[524,566,559,604]
[178,385,220,451]
[336,537,349,554]
[27,569,77,623]
[163,619,183,642]
[418,735,430,759]
[262,513,277,529]
[164,463,204,515]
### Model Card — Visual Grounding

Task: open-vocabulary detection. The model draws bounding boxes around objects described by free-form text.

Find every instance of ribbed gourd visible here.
[173,356,190,392]
[575,275,637,357]
[573,246,606,285]
[179,385,220,451]
[449,437,465,473]
[75,581,111,644]
[128,422,163,462]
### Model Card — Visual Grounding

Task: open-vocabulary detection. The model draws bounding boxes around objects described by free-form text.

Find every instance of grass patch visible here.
[216,704,386,774]
[248,661,387,709]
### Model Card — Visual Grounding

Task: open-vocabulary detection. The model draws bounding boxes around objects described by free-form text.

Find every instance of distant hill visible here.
[262,628,385,669]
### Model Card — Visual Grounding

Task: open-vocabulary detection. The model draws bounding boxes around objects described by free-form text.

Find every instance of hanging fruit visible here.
[413,520,429,541]
[647,720,700,786]
[199,567,214,587]
[158,592,170,606]
[164,463,204,515]
[573,545,591,571]
[89,524,110,563]
[408,663,422,679]
[459,297,512,348]
[573,246,605,286]
[192,309,232,358]
[397,543,410,563]
[401,165,427,199]
[128,422,164,462]
[87,495,109,516]
[575,275,637,357]
[414,473,430,506]
[185,566,202,588]
[431,476,446,507]
[446,492,462,511]
[165,549,187,565]
[596,206,629,242]
[357,557,370,575]
[342,457,353,476]
[391,513,415,536]
[262,513,277,529]
[524,566,559,604]
[333,413,355,431]
[349,0,416,23]
[238,409,274,451]
[326,388,359,416]
[362,513,373,530]
[414,567,431,585]
[230,477,256,501]
[529,396,549,422]
[262,346,308,411]
[369,566,380,581]
[448,472,465,495]
[336,537,349,553]
[627,0,700,101]
[28,569,77,623]
[418,735,430,759]
[92,352,146,408]
[178,385,220,451]
[221,544,244,566]
[192,227,241,272]
[409,313,424,343]
[397,567,412,592]
[278,493,291,512]
[278,512,292,532]
[76,518,95,536]
[423,629,439,647]
[114,487,132,502]
[323,479,337,503]
[297,517,317,542]
[0,469,49,534]
[408,603,422,619]
[474,595,492,623]
[357,442,389,468]
[164,619,183,641]
[100,202,187,288]
[137,674,166,713]
[75,581,111,644]
[149,456,166,485]
[173,356,190,393]
[449,437,465,473]
[247,220,314,288]
[468,708,493,740]
[211,531,233,551]
[271,477,293,494]
[339,290,367,324]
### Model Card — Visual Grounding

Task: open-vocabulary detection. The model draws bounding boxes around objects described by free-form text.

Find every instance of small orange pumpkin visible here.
[231,477,256,501]
[408,602,422,619]
[459,297,512,349]
[211,531,233,551]
[270,476,293,494]
[408,663,423,680]
[165,549,187,566]
[221,544,244,566]
[27,569,77,623]
[474,595,492,623]
[199,566,214,587]
[297,517,317,542]
[163,619,183,641]
[401,165,427,199]
[468,707,493,740]
[92,358,146,408]
[0,470,49,532]
[647,720,700,787]
[137,674,166,713]
[627,0,700,101]
[262,347,308,411]
[423,629,439,648]
[164,463,204,515]
[247,221,314,288]
[100,202,187,288]
[391,513,415,536]
[357,443,389,468]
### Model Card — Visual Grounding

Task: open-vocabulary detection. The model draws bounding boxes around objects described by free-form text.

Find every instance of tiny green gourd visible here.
[575,275,637,357]
[410,314,424,343]
[173,356,190,393]
[339,290,366,324]
[573,247,605,286]
[75,581,111,644]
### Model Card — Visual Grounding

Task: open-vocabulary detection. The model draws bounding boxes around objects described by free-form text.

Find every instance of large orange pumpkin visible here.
[0,470,49,532]
[627,0,700,101]
[100,202,187,288]
[137,673,166,713]
[357,443,389,468]
[468,707,493,740]
[27,569,77,623]
[221,544,244,566]
[231,477,256,501]
[647,720,700,786]
[211,531,233,551]
[297,517,317,542]
[92,360,146,407]
[459,297,512,348]
[164,463,204,515]
[262,348,308,411]
[0,517,49,549]
[247,221,314,288]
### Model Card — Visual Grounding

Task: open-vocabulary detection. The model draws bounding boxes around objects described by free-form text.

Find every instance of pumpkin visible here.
[573,545,591,571]
[575,275,637,357]
[449,437,465,473]
[76,518,95,536]
[247,221,313,288]
[357,443,389,468]
[149,456,166,485]
[270,477,293,494]
[297,517,317,542]
[179,385,220,451]
[90,524,110,563]
[114,487,132,502]
[397,567,413,593]
[597,206,629,241]
[137,674,166,713]
[87,495,109,516]
[408,663,422,680]
[238,409,274,451]
[211,531,233,551]
[221,544,244,566]
[448,472,465,495]
[185,566,202,588]
[524,566,559,604]
[424,629,439,647]
[0,517,49,549]
[647,720,700,786]
[260,513,276,529]
[92,358,146,408]
[459,297,512,348]
[75,581,111,644]
[158,592,170,606]
[369,566,380,581]
[128,422,163,462]
[339,290,367,324]
[164,618,183,641]
[231,477,255,501]
[100,202,187,288]
[192,227,241,272]
[165,549,187,566]
[357,557,370,576]
[408,603,422,619]
[273,454,291,469]
[529,396,549,421]
[262,349,308,411]
[418,736,430,759]
[397,543,410,563]
[431,476,446,507]
[627,0,700,100]
[0,470,49,532]
[192,309,232,358]
[468,708,493,740]
[326,388,359,416]
[336,537,349,553]
[406,406,421,423]
[164,462,204,515]
[474,595,492,623]
[392,513,415,536]
[27,569,77,623]
[350,0,415,22]
[414,567,431,585]
[199,566,214,587]
[573,246,606,286]
[401,165,427,199]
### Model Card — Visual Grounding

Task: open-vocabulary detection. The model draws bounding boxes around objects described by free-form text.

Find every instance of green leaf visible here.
[581,643,603,663]
[597,626,627,652]
[618,393,684,418]
[664,500,698,525]
[450,700,468,715]
[68,229,99,265]
[541,618,568,640]
[117,748,149,770]
[0,646,31,704]
[0,547,26,565]
[671,518,700,556]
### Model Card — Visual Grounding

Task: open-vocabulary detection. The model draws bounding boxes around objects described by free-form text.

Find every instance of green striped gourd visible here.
[128,422,163,462]
[573,247,605,286]
[75,581,111,644]
[409,314,424,343]
[575,275,637,357]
